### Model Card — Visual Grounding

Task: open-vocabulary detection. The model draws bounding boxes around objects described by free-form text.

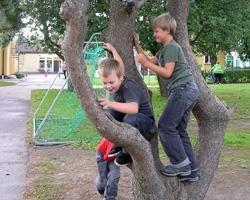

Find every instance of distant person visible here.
[95,138,120,200]
[211,62,224,84]
[61,61,67,79]
[98,43,155,166]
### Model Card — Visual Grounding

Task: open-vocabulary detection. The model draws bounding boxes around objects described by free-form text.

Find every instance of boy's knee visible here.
[142,124,157,141]
[108,170,120,181]
[123,114,137,126]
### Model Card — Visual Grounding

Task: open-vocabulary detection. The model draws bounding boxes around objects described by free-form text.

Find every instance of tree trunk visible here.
[106,0,162,167]
[157,75,168,97]
[60,0,230,199]
[168,0,230,199]
[210,53,217,67]
[60,0,168,199]
[105,1,146,93]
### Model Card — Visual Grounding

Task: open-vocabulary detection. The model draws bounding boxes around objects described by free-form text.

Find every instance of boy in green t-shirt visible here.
[135,12,200,182]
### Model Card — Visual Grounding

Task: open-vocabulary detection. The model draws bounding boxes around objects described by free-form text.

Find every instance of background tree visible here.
[135,0,165,55]
[188,0,250,65]
[17,0,250,65]
[133,0,250,66]
[238,30,250,61]
[0,0,23,47]
[61,0,230,199]
[87,0,108,38]
[19,0,109,59]
[21,0,65,59]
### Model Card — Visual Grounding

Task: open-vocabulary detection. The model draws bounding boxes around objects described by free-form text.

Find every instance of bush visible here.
[223,68,250,83]
[203,68,250,84]
[13,72,25,79]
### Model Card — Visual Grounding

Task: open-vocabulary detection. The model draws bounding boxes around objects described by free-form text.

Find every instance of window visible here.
[204,56,210,64]
[38,56,53,72]
[47,59,52,72]
[39,58,45,69]
[225,54,233,67]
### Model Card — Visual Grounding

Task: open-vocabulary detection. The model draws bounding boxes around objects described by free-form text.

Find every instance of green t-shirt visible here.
[156,40,193,91]
[212,64,224,74]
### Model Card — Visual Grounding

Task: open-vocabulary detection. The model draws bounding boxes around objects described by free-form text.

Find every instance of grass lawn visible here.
[0,80,16,87]
[91,75,159,87]
[31,83,250,152]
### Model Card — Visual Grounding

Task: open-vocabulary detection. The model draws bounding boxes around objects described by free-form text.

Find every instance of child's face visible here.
[100,71,123,94]
[153,27,170,44]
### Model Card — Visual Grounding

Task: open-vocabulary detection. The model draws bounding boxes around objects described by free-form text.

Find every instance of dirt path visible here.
[23,145,250,200]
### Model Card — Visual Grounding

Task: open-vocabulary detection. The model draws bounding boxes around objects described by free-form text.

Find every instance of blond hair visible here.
[152,12,177,36]
[98,58,123,78]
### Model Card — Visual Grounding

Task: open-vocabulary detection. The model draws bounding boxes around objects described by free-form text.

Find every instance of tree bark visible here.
[106,0,162,166]
[60,0,230,199]
[60,0,168,199]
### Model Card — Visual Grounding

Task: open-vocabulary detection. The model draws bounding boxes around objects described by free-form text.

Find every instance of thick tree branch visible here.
[60,1,168,199]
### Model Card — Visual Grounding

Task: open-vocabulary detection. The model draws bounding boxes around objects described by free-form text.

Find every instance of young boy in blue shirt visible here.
[135,12,200,182]
[98,43,154,167]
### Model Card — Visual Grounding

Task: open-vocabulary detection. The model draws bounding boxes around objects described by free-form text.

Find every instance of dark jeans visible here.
[158,81,199,169]
[109,112,154,158]
[96,151,120,200]
[109,110,154,137]
[214,73,223,84]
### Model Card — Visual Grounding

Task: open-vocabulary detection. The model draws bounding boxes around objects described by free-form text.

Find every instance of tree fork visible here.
[60,0,169,199]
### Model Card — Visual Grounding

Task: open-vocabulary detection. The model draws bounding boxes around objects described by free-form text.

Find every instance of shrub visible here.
[13,72,25,79]
[203,68,250,84]
[223,68,250,83]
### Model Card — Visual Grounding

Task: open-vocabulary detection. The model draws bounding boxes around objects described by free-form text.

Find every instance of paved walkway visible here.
[0,74,65,200]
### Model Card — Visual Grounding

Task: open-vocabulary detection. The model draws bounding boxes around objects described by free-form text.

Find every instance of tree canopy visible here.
[4,0,248,62]
[19,0,65,58]
[0,0,23,47]
[188,0,250,63]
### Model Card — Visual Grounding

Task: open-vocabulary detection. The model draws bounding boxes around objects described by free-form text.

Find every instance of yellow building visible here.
[0,40,62,77]
[1,40,226,77]
[196,51,225,73]
[0,40,17,77]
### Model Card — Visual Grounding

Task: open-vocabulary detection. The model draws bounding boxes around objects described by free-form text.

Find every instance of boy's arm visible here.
[99,98,139,114]
[137,53,175,78]
[104,43,125,75]
[133,34,158,65]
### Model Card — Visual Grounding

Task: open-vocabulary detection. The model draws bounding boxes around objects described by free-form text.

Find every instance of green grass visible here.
[32,89,100,144]
[224,132,250,147]
[24,160,62,200]
[209,84,250,120]
[0,81,16,87]
[218,147,250,169]
[91,75,159,87]
[31,83,250,149]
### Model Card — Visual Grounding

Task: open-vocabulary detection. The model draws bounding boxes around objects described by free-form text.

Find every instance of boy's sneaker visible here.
[114,153,133,167]
[121,0,135,7]
[160,164,191,177]
[108,146,122,158]
[97,189,105,195]
[178,169,200,182]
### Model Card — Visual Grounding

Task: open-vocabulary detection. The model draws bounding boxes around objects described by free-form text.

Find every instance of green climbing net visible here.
[33,33,107,145]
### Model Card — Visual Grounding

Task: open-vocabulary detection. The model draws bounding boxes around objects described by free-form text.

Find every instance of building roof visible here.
[15,41,42,53]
